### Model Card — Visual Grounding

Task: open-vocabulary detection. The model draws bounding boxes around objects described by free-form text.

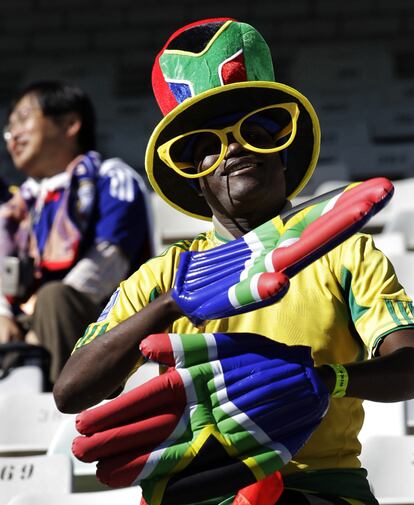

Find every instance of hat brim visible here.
[145,81,320,221]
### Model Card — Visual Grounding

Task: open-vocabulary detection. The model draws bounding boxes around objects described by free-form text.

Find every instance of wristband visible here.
[327,364,349,398]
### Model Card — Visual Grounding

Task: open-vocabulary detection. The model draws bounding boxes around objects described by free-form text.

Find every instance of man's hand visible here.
[172,177,394,325]
[0,315,23,343]
[73,332,329,505]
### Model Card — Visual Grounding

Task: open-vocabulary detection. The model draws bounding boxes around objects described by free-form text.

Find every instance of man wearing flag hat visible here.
[55,18,414,505]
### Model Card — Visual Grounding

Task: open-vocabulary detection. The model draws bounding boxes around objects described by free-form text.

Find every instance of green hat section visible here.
[146,19,321,221]
[158,21,275,98]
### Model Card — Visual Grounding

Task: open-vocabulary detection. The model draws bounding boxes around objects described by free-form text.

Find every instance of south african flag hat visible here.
[145,18,321,220]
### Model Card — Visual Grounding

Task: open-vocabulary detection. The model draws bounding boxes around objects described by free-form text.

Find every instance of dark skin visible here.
[54,126,414,413]
[193,124,287,236]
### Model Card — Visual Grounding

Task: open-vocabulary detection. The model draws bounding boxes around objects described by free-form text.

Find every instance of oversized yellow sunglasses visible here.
[157,102,299,179]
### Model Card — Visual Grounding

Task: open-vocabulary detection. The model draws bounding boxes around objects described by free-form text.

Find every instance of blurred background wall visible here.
[1,0,414,193]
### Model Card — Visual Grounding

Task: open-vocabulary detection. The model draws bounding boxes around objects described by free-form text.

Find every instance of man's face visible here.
[194,124,287,223]
[4,93,70,178]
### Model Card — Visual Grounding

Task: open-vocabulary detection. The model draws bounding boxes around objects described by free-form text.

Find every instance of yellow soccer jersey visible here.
[74,229,414,477]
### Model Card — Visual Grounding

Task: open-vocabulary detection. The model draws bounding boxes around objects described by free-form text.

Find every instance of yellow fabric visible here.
[74,230,414,476]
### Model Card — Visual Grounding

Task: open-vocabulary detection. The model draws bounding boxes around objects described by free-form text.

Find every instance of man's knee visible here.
[34,281,100,323]
[35,281,73,311]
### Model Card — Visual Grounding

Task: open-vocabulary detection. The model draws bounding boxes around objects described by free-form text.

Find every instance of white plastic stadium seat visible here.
[387,178,414,217]
[47,415,109,492]
[0,366,43,394]
[368,178,414,234]
[47,364,157,492]
[386,253,414,300]
[383,210,414,250]
[151,192,211,253]
[360,435,414,504]
[358,400,406,447]
[0,454,72,505]
[0,393,69,456]
[6,486,142,505]
[372,232,406,256]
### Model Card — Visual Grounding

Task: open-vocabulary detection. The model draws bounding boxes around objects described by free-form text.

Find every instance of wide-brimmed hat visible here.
[145,18,320,221]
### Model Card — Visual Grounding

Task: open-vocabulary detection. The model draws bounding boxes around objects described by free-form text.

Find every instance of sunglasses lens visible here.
[171,131,222,169]
[239,121,278,149]
[240,107,294,149]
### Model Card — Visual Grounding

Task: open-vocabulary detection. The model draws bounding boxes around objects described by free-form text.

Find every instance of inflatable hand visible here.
[172,177,394,324]
[73,332,329,505]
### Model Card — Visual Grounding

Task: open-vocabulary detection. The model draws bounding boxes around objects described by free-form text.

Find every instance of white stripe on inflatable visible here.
[322,192,341,214]
[170,333,185,368]
[277,237,299,248]
[250,273,262,302]
[265,249,276,272]
[204,333,219,362]
[228,285,240,309]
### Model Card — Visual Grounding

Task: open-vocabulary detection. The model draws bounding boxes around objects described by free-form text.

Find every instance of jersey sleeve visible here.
[332,233,414,356]
[93,159,150,264]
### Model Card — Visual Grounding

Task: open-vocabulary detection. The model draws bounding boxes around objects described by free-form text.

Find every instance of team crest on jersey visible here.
[97,288,120,322]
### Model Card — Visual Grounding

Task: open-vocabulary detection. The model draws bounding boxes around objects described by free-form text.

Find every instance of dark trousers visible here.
[32,282,102,384]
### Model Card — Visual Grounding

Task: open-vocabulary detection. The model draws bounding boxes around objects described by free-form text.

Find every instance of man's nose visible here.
[224,135,245,159]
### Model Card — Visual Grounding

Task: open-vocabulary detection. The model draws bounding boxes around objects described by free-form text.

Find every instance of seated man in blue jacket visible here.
[0,80,153,384]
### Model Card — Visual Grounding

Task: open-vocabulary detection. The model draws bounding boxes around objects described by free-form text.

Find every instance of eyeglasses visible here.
[157,102,299,179]
[3,106,42,142]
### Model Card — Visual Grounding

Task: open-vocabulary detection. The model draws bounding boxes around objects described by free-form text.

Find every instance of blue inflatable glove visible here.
[73,332,327,505]
[172,177,393,325]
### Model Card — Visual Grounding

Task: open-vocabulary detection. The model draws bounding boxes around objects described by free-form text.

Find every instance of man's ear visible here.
[62,112,82,139]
